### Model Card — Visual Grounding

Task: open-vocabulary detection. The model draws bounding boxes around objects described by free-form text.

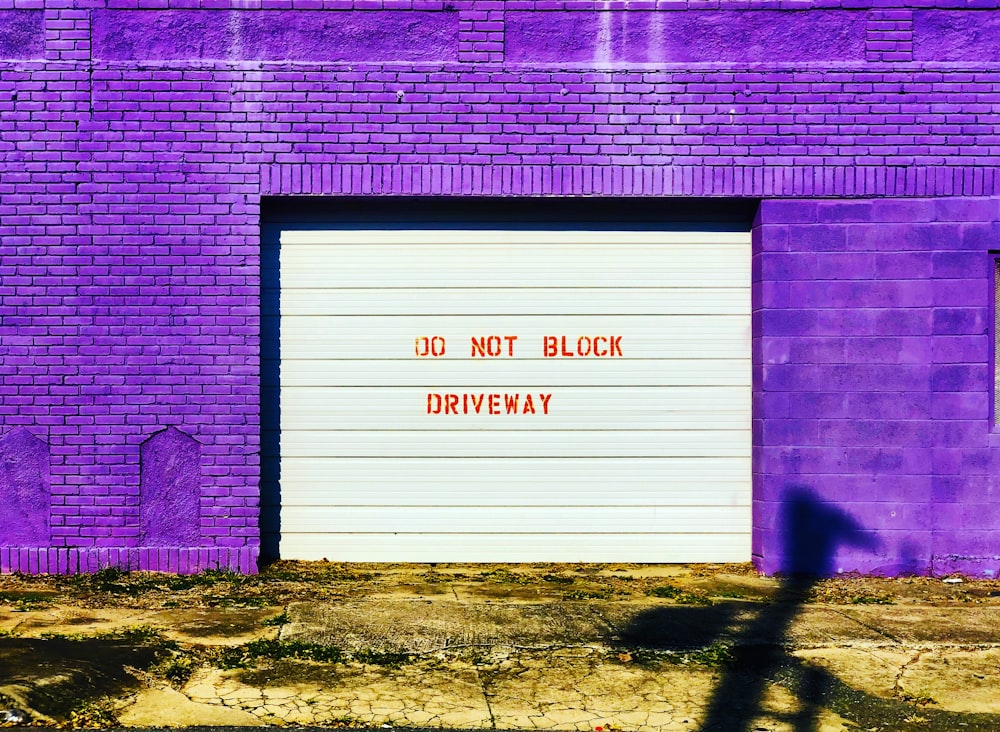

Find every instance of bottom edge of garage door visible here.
[271,533,752,563]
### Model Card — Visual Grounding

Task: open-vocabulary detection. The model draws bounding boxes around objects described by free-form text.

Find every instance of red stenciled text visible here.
[470,335,518,357]
[427,392,552,415]
[542,335,622,357]
[414,336,446,357]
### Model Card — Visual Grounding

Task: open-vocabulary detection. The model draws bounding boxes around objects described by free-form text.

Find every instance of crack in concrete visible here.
[828,607,903,644]
[892,647,927,702]
[476,666,498,730]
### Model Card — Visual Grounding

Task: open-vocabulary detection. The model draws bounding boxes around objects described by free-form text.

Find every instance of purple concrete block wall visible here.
[754,199,1000,577]
[0,0,998,575]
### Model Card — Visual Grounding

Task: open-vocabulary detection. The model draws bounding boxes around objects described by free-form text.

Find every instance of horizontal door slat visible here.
[278,386,749,430]
[270,506,750,533]
[275,315,750,360]
[273,287,749,316]
[273,532,752,563]
[270,359,750,387]
[276,429,751,458]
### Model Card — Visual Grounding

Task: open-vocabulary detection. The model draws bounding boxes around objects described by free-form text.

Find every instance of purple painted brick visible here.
[1,4,1000,578]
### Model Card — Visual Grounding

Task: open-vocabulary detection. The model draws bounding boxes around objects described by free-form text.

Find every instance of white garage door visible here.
[274,229,751,562]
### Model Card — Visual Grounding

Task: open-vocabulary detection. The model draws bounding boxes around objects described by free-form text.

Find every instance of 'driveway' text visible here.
[427,392,552,415]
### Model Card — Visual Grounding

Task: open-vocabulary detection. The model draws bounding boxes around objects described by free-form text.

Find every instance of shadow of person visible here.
[697,485,877,731]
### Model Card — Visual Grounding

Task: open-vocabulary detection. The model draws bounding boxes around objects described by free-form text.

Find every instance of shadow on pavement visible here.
[0,636,165,721]
[622,486,1000,732]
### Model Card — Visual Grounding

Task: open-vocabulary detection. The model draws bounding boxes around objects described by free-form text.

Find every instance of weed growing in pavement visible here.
[613,642,734,668]
[109,625,170,643]
[200,593,270,608]
[39,625,172,645]
[478,568,534,585]
[320,713,366,728]
[352,648,413,668]
[0,591,56,611]
[214,638,345,669]
[68,699,119,728]
[672,640,735,666]
[849,594,894,605]
[262,611,291,626]
[712,590,755,600]
[257,562,375,584]
[539,573,575,584]
[211,639,418,670]
[160,570,249,592]
[155,652,199,686]
[645,584,712,605]
[419,569,451,584]
[86,566,133,593]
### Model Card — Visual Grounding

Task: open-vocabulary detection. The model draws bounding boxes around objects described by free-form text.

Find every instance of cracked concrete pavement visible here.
[2,564,1000,730]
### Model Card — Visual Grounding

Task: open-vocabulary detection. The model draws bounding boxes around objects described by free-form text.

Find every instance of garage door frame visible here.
[260,196,761,563]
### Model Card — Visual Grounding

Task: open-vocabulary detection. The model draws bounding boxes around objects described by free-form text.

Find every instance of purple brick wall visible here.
[0,0,998,575]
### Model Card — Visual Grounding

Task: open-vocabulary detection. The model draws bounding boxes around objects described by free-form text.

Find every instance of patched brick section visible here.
[866,9,912,63]
[459,3,503,63]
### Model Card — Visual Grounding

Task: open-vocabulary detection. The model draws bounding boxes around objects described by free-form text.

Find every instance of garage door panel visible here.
[274,457,750,506]
[278,386,749,430]
[274,315,749,360]
[276,429,750,458]
[273,506,750,534]
[274,533,752,563]
[282,230,751,246]
[273,227,752,562]
[273,287,750,316]
[280,242,749,288]
[270,359,750,387]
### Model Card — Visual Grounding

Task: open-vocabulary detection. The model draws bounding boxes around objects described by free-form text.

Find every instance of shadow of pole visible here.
[697,486,876,731]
